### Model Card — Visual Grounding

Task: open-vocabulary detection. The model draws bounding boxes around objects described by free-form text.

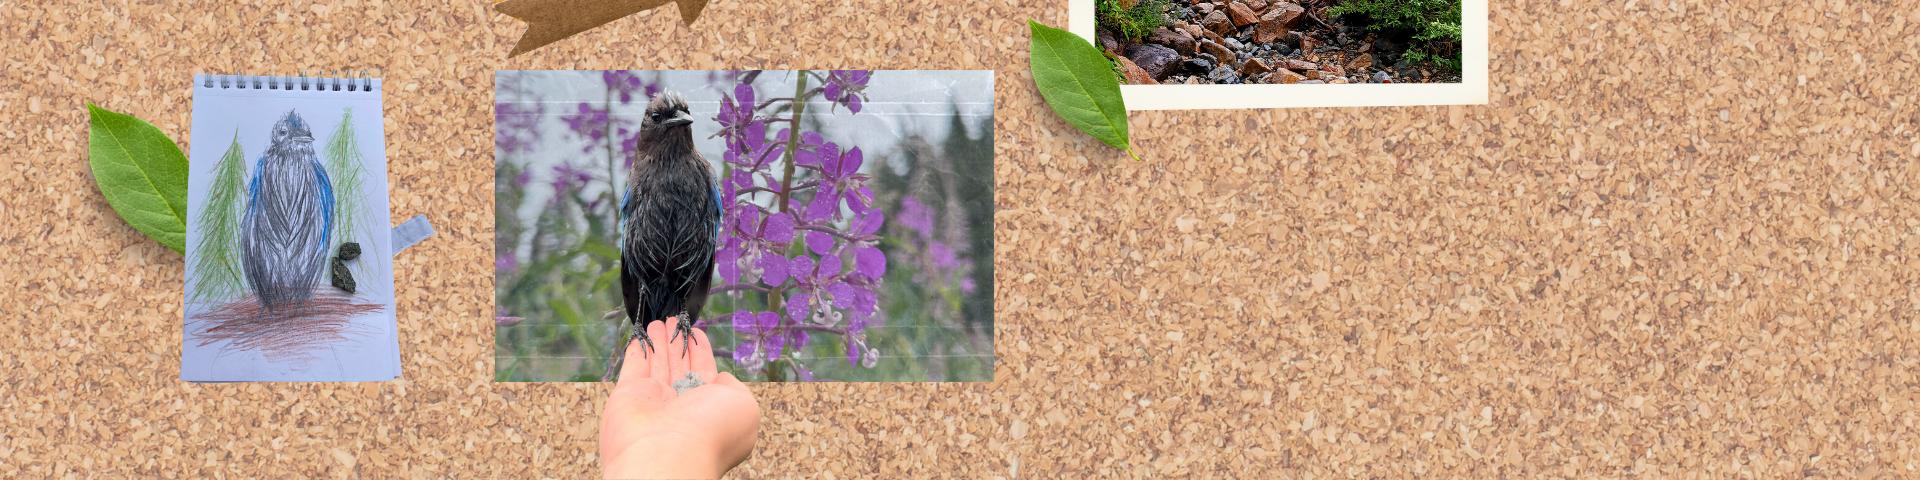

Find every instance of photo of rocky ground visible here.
[1098,0,1463,85]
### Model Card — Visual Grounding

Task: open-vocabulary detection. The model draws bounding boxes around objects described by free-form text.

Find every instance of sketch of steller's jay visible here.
[240,110,335,311]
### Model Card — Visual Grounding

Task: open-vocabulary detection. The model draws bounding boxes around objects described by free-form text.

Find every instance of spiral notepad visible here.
[181,73,399,382]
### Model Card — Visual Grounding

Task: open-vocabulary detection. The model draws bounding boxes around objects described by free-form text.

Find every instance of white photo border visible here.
[1067,0,1489,109]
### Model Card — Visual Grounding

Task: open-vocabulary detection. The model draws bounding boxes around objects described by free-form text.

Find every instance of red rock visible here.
[1226,1,1260,28]
[1148,27,1197,54]
[1263,3,1305,27]
[1114,56,1158,85]
[1283,59,1318,72]
[1246,0,1269,10]
[1201,11,1232,35]
[1252,19,1287,43]
[1347,54,1374,72]
[1254,4,1304,44]
[1196,27,1228,47]
[1199,39,1235,63]
[1240,57,1273,76]
[1273,70,1305,84]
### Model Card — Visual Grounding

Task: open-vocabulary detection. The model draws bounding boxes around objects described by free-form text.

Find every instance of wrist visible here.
[606,433,726,479]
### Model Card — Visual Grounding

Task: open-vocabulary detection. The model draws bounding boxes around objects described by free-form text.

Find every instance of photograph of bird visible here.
[605,91,723,379]
[240,110,335,312]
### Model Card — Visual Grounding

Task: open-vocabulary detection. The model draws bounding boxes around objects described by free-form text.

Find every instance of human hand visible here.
[600,320,760,479]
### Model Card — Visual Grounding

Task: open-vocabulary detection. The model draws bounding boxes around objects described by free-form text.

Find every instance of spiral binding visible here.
[196,70,381,92]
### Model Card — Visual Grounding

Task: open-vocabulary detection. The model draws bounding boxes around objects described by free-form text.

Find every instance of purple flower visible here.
[711,70,891,378]
[549,162,596,194]
[717,205,800,288]
[898,196,934,240]
[715,83,764,152]
[715,237,741,285]
[799,143,874,222]
[561,102,611,152]
[782,255,823,323]
[602,70,656,104]
[495,102,543,154]
[928,243,959,270]
[822,70,872,114]
[853,245,886,279]
[496,252,520,272]
[732,339,757,366]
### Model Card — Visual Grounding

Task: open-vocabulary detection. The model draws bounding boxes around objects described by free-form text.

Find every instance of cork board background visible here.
[3,0,1918,477]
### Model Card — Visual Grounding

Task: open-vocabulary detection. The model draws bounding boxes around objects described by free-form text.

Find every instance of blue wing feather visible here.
[314,162,334,252]
[246,154,267,211]
[710,185,723,242]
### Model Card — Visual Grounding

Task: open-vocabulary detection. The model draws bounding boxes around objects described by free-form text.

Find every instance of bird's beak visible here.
[664,110,693,128]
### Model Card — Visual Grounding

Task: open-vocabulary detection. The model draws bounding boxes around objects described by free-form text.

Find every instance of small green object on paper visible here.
[87,104,189,252]
[330,259,357,294]
[338,241,362,261]
[1028,20,1139,161]
[332,242,361,293]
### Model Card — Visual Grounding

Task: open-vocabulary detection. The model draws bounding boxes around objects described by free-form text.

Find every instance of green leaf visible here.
[1027,20,1139,160]
[87,104,189,251]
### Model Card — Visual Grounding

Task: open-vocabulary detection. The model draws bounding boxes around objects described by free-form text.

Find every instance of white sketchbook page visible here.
[181,77,398,382]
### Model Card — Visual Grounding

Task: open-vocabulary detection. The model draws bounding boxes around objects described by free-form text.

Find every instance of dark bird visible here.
[606,91,722,379]
[241,110,334,311]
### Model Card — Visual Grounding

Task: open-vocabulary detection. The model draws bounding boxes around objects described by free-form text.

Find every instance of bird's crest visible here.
[271,110,313,144]
[643,91,690,127]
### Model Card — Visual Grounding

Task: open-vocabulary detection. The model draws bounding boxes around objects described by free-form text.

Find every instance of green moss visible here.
[1097,0,1169,42]
[1328,0,1463,71]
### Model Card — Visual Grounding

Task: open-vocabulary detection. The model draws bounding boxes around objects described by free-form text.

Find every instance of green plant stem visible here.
[762,71,812,382]
[604,87,619,236]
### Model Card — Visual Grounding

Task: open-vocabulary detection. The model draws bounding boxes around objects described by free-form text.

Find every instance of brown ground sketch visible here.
[189,290,385,361]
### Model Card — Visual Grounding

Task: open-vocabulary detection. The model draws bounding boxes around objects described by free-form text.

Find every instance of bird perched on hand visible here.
[241,110,335,311]
[605,91,723,380]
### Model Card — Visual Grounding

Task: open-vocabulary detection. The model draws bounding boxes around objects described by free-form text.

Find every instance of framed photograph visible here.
[1070,0,1488,109]
[494,70,996,382]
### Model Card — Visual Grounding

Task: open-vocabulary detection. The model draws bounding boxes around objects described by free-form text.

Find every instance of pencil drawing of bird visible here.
[606,91,723,379]
[241,110,335,312]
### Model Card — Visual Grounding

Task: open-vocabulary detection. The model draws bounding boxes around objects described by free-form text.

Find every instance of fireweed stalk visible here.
[713,70,886,380]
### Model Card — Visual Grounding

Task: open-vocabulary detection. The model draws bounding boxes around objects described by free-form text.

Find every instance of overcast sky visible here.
[496,69,993,241]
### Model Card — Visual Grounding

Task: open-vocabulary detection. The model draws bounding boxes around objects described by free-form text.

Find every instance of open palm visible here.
[600,321,760,479]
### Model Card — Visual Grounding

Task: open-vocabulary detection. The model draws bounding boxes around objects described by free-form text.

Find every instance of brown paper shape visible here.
[496,0,710,57]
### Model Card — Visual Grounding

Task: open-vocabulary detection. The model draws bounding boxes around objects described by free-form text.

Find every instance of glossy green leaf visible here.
[1028,20,1138,160]
[87,104,189,251]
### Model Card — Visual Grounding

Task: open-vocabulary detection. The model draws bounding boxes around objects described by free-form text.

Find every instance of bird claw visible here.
[630,323,656,358]
[668,312,698,359]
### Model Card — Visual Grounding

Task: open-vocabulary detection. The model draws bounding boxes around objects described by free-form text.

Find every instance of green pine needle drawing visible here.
[325,109,367,249]
[189,132,247,303]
